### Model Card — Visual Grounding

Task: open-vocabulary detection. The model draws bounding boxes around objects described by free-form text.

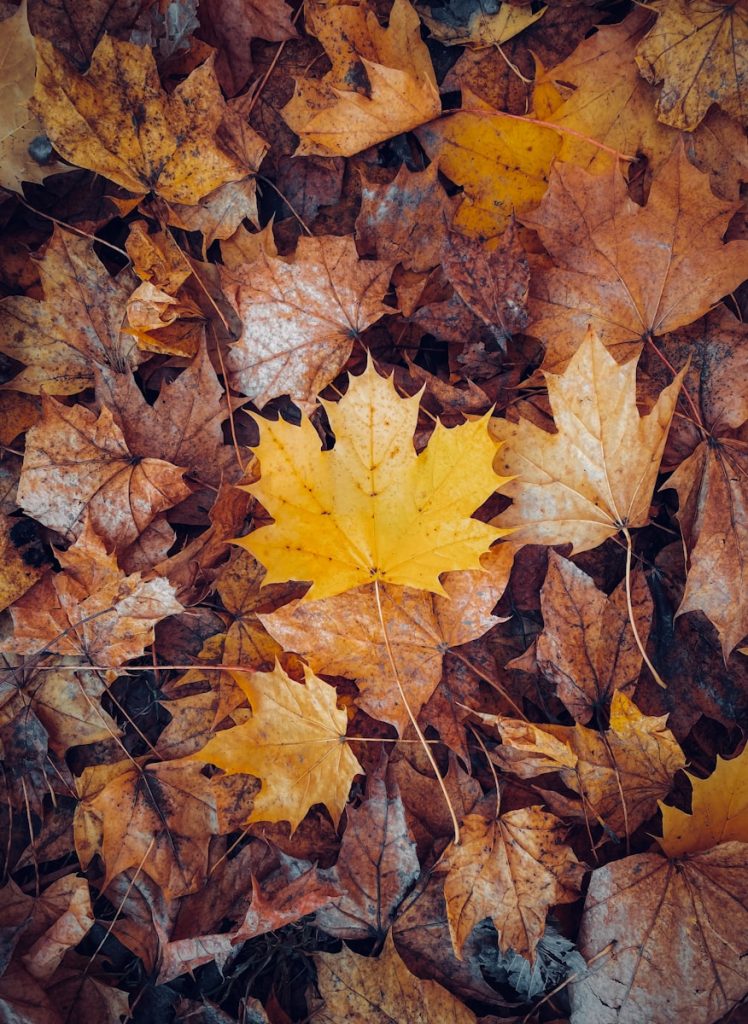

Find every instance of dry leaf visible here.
[313,931,478,1024]
[261,545,513,732]
[636,0,748,130]
[17,396,191,549]
[419,2,546,47]
[240,358,510,600]
[281,0,441,157]
[533,552,653,723]
[658,744,748,857]
[316,767,420,941]
[0,514,44,612]
[7,517,182,673]
[222,235,394,409]
[191,662,363,831]
[33,38,249,203]
[490,328,685,552]
[525,143,748,368]
[0,227,140,396]
[442,809,584,961]
[571,843,748,1024]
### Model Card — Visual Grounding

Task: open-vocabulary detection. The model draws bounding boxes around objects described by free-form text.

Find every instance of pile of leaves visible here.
[1,0,747,1021]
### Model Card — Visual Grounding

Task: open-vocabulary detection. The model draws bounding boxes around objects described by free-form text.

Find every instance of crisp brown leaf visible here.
[442,809,584,961]
[531,552,653,723]
[197,0,297,96]
[222,235,394,409]
[0,227,140,395]
[17,396,191,550]
[316,766,420,941]
[6,517,182,674]
[261,545,513,733]
[312,931,478,1024]
[525,143,748,369]
[27,0,142,68]
[571,844,748,1024]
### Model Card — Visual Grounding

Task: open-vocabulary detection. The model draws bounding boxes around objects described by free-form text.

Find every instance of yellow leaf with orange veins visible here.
[443,810,584,961]
[33,37,249,204]
[416,92,561,239]
[239,358,512,601]
[191,662,363,831]
[281,0,441,157]
[659,745,748,858]
[490,328,685,553]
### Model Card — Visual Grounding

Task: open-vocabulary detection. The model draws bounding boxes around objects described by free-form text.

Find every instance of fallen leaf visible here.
[570,843,748,1024]
[316,766,420,940]
[355,162,456,274]
[0,1,69,193]
[222,235,394,409]
[416,92,562,238]
[27,0,143,68]
[7,517,183,674]
[312,931,478,1024]
[0,514,44,612]
[488,691,686,837]
[241,357,510,600]
[442,809,584,961]
[74,759,236,898]
[539,10,748,199]
[191,662,363,831]
[281,0,441,157]
[658,744,748,857]
[21,875,94,982]
[525,143,748,368]
[95,341,239,487]
[664,436,748,658]
[0,226,140,395]
[196,0,297,96]
[532,552,653,723]
[490,328,685,552]
[261,544,513,732]
[33,38,249,204]
[636,0,748,130]
[17,395,191,549]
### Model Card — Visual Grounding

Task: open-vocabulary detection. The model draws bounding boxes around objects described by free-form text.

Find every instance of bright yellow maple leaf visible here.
[658,745,748,858]
[238,357,512,601]
[190,662,363,831]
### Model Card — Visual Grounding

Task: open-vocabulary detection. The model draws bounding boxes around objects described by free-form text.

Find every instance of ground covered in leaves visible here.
[1,0,748,1022]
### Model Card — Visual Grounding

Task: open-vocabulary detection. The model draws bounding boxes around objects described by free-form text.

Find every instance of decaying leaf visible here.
[442,809,584,961]
[525,143,748,368]
[532,552,653,723]
[659,744,748,857]
[281,0,441,157]
[313,931,478,1024]
[491,328,685,552]
[571,843,748,1024]
[240,358,511,600]
[17,396,191,550]
[191,662,363,831]
[33,37,249,203]
[222,235,394,409]
[0,227,140,396]
[636,0,748,130]
[419,1,546,47]
[261,545,513,732]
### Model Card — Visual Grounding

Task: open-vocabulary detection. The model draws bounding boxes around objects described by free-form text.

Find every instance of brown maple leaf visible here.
[17,396,191,550]
[525,142,748,369]
[0,227,140,395]
[442,809,584,961]
[6,517,183,674]
[222,234,394,409]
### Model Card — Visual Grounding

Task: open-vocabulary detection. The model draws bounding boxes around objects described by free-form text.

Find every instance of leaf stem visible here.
[622,526,666,688]
[373,579,461,845]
